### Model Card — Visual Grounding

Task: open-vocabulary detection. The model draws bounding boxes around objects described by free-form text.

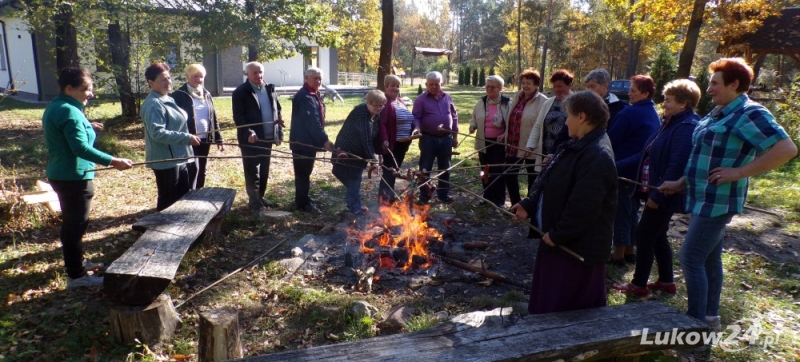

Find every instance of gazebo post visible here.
[411,50,416,86]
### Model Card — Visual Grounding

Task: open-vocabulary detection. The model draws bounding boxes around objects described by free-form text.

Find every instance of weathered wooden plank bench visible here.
[104,187,236,306]
[236,302,707,361]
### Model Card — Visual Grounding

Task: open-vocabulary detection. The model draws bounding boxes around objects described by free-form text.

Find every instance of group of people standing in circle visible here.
[43,56,798,357]
[496,58,796,361]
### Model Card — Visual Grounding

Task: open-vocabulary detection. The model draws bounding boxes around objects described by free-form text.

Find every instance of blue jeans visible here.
[418,134,452,201]
[343,173,364,214]
[679,213,734,320]
[613,182,640,247]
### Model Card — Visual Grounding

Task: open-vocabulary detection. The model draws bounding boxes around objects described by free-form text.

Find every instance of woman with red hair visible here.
[660,58,796,349]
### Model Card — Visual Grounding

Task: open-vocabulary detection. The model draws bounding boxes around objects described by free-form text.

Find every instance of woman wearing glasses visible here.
[332,90,388,216]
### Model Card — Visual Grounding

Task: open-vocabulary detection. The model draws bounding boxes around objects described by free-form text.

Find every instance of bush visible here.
[479,68,486,87]
[489,67,496,76]
[458,68,464,85]
[417,84,423,95]
[464,66,471,87]
[771,74,800,144]
[472,69,478,87]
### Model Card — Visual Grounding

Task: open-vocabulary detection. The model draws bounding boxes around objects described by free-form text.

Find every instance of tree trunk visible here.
[107,21,137,119]
[54,7,79,70]
[625,0,637,78]
[517,0,522,90]
[109,294,182,346]
[539,0,553,92]
[677,0,706,78]
[198,308,243,362]
[246,0,258,62]
[376,0,394,92]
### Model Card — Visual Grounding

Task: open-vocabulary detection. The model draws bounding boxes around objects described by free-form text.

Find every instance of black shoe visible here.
[260,198,274,208]
[300,203,321,213]
[624,254,636,265]
[248,203,264,213]
[608,258,627,268]
[438,196,454,204]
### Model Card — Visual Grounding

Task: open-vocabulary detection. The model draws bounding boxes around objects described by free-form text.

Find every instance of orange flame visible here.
[349,198,442,271]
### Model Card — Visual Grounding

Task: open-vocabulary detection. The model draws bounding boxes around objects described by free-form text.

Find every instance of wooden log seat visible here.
[104,187,236,305]
[236,302,708,361]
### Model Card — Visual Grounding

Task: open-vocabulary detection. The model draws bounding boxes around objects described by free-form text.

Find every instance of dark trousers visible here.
[378,141,411,203]
[292,149,316,208]
[50,179,94,279]
[478,139,506,206]
[504,156,537,205]
[418,134,452,201]
[188,142,211,189]
[153,165,190,212]
[613,182,641,247]
[632,206,675,287]
[241,142,273,210]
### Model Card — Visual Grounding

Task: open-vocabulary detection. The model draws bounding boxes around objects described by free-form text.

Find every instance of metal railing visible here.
[277,68,290,87]
[338,72,377,87]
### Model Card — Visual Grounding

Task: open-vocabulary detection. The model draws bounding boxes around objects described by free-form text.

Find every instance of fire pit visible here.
[349,200,446,272]
[278,200,536,299]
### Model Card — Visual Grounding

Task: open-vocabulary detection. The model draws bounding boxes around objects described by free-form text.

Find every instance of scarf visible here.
[187,84,205,103]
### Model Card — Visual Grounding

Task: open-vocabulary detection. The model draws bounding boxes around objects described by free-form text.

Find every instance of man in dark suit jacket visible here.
[232,61,284,213]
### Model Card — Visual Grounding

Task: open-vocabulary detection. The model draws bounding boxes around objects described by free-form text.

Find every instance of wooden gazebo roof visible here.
[718,7,800,65]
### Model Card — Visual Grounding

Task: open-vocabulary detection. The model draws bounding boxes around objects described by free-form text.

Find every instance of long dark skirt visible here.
[528,246,607,314]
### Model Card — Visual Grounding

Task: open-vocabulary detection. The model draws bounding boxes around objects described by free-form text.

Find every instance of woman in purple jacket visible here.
[613,79,701,296]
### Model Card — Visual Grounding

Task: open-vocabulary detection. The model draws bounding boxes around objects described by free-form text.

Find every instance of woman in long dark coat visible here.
[510,91,617,314]
[332,90,387,215]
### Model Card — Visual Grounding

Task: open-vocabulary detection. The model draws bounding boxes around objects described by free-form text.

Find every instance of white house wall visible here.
[0,17,39,97]
[260,55,305,87]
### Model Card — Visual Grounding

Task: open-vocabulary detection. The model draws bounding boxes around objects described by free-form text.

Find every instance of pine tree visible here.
[464,66,471,87]
[479,67,486,86]
[472,69,478,86]
[694,67,713,117]
[417,84,423,95]
[458,68,464,85]
[650,44,677,103]
[489,67,495,76]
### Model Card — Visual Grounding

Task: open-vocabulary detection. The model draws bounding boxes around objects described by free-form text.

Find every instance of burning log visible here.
[438,256,527,289]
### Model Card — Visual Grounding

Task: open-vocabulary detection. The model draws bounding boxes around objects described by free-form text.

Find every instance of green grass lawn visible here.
[1,87,799,361]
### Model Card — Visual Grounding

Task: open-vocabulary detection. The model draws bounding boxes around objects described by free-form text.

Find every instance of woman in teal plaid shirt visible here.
[660,58,796,338]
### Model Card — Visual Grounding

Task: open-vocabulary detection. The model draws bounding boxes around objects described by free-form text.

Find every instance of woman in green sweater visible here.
[140,63,200,211]
[43,68,133,289]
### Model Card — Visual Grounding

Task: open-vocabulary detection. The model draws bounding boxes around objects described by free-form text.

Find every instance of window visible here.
[150,32,180,70]
[304,46,319,70]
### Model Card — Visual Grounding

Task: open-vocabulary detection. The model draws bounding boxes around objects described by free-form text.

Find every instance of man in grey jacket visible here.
[232,61,284,213]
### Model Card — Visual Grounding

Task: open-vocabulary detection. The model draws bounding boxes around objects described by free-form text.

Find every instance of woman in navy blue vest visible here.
[613,79,701,297]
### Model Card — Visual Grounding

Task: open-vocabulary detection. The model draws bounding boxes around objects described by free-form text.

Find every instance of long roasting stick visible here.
[438,255,528,289]
[428,173,584,262]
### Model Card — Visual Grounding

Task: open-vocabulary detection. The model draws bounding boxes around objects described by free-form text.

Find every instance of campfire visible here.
[349,199,443,272]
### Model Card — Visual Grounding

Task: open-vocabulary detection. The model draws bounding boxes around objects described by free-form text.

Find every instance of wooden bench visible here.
[104,187,236,306]
[235,302,707,361]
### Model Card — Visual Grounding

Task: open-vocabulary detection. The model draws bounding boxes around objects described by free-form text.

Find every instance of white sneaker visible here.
[67,274,104,289]
[82,259,105,271]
